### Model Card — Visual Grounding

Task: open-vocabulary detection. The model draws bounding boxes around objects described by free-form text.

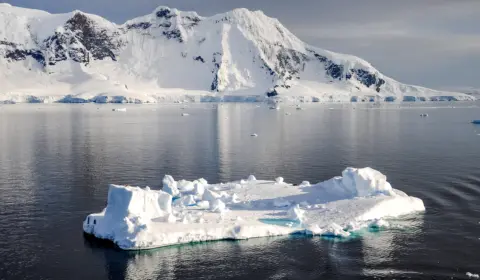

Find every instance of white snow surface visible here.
[83,167,425,250]
[0,4,475,104]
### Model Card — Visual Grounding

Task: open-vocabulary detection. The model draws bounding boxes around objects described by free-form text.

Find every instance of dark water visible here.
[0,103,479,280]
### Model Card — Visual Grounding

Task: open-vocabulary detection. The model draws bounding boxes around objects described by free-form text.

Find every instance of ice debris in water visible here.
[83,167,425,250]
[182,113,189,116]
[369,218,390,228]
[251,133,258,137]
[112,108,127,112]
[466,272,480,279]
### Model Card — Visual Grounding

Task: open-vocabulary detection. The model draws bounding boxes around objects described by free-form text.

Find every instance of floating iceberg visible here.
[83,167,425,250]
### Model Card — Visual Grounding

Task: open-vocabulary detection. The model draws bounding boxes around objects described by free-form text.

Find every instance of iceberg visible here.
[83,167,425,250]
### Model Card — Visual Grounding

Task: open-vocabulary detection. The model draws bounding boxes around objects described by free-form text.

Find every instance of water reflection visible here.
[0,103,479,279]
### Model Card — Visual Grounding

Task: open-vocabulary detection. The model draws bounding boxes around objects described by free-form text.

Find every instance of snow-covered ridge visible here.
[83,167,425,250]
[0,4,475,103]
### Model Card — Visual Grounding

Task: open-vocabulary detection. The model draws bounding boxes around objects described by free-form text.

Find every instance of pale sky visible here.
[5,0,480,89]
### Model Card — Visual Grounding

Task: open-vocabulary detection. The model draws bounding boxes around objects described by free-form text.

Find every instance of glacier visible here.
[0,3,475,104]
[83,167,425,250]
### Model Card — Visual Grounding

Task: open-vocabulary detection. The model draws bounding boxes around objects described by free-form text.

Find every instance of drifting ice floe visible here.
[83,167,425,250]
[467,272,480,279]
[112,108,127,112]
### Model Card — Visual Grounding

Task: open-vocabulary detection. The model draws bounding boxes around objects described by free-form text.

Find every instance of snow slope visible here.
[0,4,474,103]
[83,167,425,250]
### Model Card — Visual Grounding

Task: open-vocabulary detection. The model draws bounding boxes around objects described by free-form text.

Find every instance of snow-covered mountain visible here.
[0,3,474,103]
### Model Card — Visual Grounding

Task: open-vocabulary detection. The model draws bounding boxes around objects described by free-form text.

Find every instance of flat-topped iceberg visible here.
[83,167,425,250]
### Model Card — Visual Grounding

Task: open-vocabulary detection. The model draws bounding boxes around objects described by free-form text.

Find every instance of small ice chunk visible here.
[178,180,194,192]
[196,200,210,209]
[369,218,390,228]
[275,177,284,184]
[166,214,177,223]
[162,175,180,197]
[420,113,428,117]
[287,204,305,222]
[230,193,239,203]
[202,189,221,203]
[247,175,257,181]
[219,191,230,198]
[211,199,227,213]
[240,179,247,184]
[193,183,205,196]
[300,181,311,186]
[467,272,479,279]
[251,133,258,137]
[197,178,208,185]
[322,223,350,237]
[174,195,196,207]
[112,108,127,112]
[305,224,322,235]
[182,113,189,116]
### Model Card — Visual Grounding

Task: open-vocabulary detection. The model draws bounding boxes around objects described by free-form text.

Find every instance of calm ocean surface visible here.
[0,102,479,279]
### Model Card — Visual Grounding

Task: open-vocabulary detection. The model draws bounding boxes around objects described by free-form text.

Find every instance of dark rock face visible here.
[325,62,344,80]
[44,31,86,65]
[307,49,344,80]
[126,22,152,30]
[162,29,183,42]
[275,48,307,78]
[0,40,16,47]
[351,69,385,92]
[64,13,117,61]
[156,8,175,19]
[210,52,222,91]
[306,49,386,92]
[158,22,172,28]
[352,69,376,87]
[2,41,45,66]
[266,88,278,97]
[41,12,119,66]
[261,60,276,76]
[5,48,45,66]
[193,56,205,63]
[184,15,201,28]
